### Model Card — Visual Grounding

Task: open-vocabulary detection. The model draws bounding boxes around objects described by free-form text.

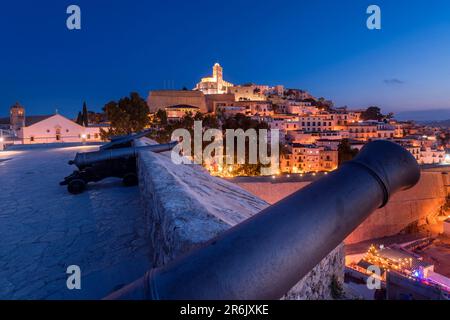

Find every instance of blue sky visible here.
[1,0,450,117]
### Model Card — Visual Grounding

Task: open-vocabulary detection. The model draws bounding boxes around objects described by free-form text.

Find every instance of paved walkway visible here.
[0,145,150,299]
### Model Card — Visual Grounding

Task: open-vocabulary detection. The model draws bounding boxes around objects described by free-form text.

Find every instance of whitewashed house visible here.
[17,114,105,144]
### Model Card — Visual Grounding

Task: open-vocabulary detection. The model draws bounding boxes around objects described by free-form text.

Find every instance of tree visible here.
[154,109,168,127]
[203,114,220,129]
[438,132,450,148]
[338,139,359,165]
[82,102,89,127]
[101,92,150,139]
[76,111,83,125]
[361,106,383,121]
[385,112,394,120]
[316,97,334,111]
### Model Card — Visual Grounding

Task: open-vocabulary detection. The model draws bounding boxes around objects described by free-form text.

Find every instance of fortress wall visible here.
[236,180,311,204]
[136,138,345,300]
[235,171,448,244]
[346,171,447,243]
[147,90,207,113]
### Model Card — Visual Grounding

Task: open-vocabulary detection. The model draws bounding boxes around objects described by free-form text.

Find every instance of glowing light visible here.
[445,154,450,163]
[81,134,87,139]
[0,137,4,142]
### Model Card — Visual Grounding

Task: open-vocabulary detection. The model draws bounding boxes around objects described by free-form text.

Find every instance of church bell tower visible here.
[10,102,25,131]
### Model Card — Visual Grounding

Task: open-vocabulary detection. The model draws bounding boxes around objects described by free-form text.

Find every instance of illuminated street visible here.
[0,144,150,299]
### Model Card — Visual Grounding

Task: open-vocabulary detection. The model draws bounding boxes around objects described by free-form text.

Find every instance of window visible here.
[30,136,34,142]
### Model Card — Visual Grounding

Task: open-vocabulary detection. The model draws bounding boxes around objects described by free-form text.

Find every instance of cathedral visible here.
[194,63,234,95]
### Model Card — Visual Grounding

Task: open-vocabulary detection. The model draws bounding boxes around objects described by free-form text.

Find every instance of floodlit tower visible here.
[213,63,223,82]
[10,102,25,131]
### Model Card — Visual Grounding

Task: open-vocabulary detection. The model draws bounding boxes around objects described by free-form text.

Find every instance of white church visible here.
[2,103,107,145]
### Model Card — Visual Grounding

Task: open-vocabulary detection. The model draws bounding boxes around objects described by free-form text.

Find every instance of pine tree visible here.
[76,111,83,125]
[82,102,88,127]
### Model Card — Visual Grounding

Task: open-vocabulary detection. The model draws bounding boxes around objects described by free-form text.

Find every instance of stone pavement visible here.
[0,145,150,299]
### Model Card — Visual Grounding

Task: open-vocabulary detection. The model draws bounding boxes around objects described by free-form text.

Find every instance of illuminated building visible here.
[194,63,234,95]
[17,114,104,144]
[280,143,338,173]
[10,102,25,132]
[347,122,378,141]
[235,101,273,117]
[298,114,337,132]
[228,84,267,101]
[361,245,434,277]
[419,147,445,164]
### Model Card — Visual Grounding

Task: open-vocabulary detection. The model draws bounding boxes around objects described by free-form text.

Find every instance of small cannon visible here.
[106,140,420,300]
[60,131,177,194]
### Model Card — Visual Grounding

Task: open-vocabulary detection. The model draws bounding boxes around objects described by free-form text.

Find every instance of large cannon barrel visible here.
[69,141,177,168]
[106,140,420,300]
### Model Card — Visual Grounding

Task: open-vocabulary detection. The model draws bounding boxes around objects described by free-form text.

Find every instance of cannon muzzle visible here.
[106,140,420,300]
[69,141,177,169]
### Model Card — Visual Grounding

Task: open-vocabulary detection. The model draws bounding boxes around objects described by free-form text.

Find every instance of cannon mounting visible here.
[60,132,176,194]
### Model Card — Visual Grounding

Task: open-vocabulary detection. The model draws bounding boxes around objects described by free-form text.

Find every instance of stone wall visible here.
[147,90,207,113]
[136,139,345,300]
[234,170,449,244]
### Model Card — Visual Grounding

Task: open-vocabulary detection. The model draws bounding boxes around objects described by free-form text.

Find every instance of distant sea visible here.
[395,109,450,124]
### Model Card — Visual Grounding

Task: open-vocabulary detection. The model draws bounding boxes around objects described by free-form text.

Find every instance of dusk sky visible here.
[1,0,450,117]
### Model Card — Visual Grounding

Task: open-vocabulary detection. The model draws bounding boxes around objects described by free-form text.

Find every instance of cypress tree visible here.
[82,102,89,127]
[76,111,83,125]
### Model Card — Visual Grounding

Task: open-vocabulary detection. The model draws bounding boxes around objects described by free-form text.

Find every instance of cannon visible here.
[106,140,420,300]
[60,132,177,194]
[99,129,154,151]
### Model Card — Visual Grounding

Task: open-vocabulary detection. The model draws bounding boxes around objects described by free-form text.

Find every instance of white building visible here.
[17,114,105,144]
[285,101,318,115]
[298,114,337,132]
[419,147,445,164]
